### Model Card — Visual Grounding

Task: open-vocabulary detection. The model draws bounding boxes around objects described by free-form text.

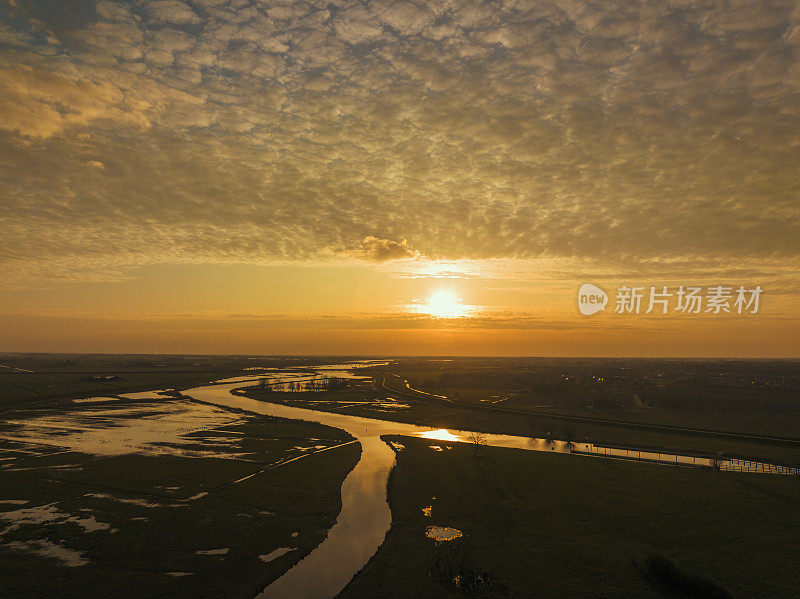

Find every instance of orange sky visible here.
[1,259,796,356]
[1,1,798,356]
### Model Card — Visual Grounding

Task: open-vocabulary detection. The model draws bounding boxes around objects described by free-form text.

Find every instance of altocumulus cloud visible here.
[0,65,150,138]
[346,236,420,262]
[0,0,798,285]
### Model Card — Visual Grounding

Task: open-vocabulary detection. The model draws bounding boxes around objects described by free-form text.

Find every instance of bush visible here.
[429,539,510,597]
[636,554,731,599]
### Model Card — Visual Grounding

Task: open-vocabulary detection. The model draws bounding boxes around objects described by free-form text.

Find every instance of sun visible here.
[422,290,469,318]
[406,288,480,319]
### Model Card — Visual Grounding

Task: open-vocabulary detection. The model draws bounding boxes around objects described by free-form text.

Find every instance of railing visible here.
[569,442,800,475]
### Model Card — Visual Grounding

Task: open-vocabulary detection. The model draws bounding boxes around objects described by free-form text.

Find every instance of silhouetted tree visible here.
[468,432,487,457]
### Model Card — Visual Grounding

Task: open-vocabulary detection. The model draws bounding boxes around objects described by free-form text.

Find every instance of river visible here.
[182,366,799,599]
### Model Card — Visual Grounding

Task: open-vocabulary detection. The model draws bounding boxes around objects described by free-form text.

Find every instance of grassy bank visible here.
[340,435,800,598]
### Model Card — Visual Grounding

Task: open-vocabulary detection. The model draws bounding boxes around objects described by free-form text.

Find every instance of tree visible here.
[562,425,575,451]
[467,431,486,457]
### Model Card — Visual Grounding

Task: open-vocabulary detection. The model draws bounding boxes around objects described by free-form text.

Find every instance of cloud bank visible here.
[0,0,798,284]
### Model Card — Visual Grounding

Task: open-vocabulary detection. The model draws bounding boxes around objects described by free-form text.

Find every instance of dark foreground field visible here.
[0,410,359,599]
[341,436,800,599]
[3,354,800,598]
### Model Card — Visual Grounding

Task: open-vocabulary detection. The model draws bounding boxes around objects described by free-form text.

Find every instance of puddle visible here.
[0,503,113,568]
[426,526,463,541]
[84,493,184,509]
[0,503,113,536]
[3,539,89,567]
[259,547,295,563]
[72,397,123,404]
[196,548,229,555]
[2,464,84,473]
[118,391,170,400]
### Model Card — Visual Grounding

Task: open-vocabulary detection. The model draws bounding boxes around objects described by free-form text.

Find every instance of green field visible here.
[341,435,800,598]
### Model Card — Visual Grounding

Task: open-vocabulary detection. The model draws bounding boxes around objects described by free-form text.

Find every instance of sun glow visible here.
[420,290,471,318]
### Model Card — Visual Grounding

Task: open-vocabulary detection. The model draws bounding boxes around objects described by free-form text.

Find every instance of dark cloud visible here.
[347,236,419,262]
[0,0,798,284]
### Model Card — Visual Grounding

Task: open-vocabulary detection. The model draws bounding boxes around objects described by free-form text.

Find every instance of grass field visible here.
[340,435,800,598]
[370,359,800,441]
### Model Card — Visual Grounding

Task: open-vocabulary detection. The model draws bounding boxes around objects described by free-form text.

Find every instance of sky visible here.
[1,0,799,356]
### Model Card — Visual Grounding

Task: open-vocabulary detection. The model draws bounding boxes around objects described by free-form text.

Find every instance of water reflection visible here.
[419,429,462,442]
[425,526,463,542]
[256,435,395,599]
[0,401,245,458]
[259,547,295,563]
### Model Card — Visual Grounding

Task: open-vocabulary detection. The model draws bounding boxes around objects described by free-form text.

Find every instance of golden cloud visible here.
[346,236,420,262]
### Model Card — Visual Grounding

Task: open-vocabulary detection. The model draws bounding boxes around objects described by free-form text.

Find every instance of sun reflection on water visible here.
[417,428,462,442]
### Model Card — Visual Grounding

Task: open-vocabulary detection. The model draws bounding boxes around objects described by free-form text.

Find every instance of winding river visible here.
[186,376,545,599]
[183,367,800,599]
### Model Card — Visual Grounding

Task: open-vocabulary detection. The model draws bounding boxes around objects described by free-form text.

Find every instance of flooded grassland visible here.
[0,392,360,598]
